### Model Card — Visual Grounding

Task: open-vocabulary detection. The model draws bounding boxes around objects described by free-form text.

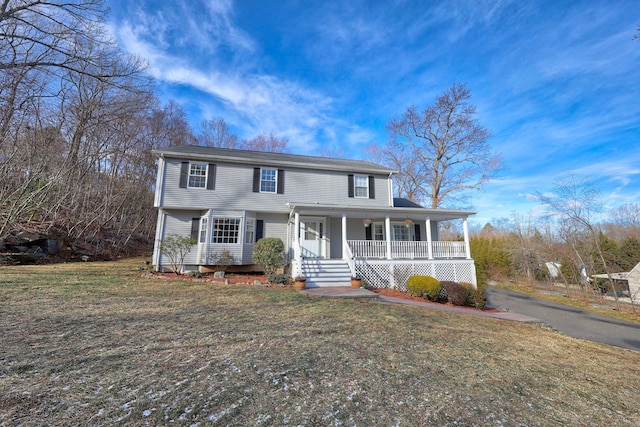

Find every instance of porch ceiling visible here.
[286,202,475,221]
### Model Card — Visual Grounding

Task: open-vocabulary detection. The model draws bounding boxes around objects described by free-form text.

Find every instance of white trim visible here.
[463,218,471,260]
[426,218,433,259]
[385,216,392,260]
[187,161,208,189]
[154,157,165,207]
[153,208,165,270]
[259,167,278,193]
[353,174,369,198]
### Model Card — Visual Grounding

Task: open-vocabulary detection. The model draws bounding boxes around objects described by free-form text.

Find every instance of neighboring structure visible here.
[592,263,640,303]
[152,146,477,289]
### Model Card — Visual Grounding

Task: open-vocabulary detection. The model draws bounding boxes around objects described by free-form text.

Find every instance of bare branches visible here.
[241,132,288,153]
[385,83,500,208]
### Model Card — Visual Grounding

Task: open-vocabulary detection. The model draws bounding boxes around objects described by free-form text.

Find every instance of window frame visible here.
[188,162,208,189]
[211,217,241,244]
[245,218,256,244]
[199,217,208,243]
[260,168,278,193]
[353,174,369,198]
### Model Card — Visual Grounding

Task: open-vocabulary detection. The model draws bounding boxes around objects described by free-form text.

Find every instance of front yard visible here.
[1,259,638,425]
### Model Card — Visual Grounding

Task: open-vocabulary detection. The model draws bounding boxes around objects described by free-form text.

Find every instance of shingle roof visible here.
[393,198,424,208]
[152,145,397,175]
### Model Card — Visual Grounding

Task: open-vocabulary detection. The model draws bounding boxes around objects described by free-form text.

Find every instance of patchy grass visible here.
[1,259,639,426]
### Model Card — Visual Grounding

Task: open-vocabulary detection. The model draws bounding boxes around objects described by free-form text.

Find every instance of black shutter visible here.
[206,164,216,190]
[368,175,375,199]
[256,219,264,240]
[253,168,260,192]
[365,224,372,240]
[348,174,354,198]
[179,162,189,188]
[414,224,421,241]
[191,218,199,242]
[277,169,285,194]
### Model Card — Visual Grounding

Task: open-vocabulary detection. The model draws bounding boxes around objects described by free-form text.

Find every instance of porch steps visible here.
[301,259,352,288]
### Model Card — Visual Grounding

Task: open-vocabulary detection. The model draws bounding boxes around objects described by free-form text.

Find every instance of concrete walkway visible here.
[299,286,541,324]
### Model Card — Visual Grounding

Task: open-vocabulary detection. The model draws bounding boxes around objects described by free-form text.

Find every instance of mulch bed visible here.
[370,287,501,312]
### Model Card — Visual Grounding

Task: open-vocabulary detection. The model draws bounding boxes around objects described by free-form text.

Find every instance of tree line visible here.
[0,1,286,257]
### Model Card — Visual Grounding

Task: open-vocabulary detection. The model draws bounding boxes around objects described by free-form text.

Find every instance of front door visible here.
[300,218,326,258]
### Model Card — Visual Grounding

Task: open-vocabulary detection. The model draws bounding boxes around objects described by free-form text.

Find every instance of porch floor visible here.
[299,286,379,301]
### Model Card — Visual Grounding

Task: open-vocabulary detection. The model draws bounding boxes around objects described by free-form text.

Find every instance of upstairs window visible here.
[189,163,207,188]
[261,168,277,193]
[348,174,375,199]
[253,167,285,194]
[179,162,216,189]
[354,175,369,198]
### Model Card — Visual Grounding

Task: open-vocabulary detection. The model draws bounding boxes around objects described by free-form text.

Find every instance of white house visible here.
[152,146,478,289]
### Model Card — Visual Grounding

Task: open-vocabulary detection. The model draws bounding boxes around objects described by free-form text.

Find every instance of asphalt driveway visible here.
[485,286,640,352]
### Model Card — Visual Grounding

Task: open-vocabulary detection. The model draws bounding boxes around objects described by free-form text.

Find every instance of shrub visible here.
[440,281,469,306]
[267,273,289,285]
[252,237,284,275]
[406,275,441,301]
[461,282,487,309]
[212,249,236,271]
[159,234,196,274]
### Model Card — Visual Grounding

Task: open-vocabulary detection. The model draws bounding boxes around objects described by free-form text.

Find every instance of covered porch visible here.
[287,202,477,288]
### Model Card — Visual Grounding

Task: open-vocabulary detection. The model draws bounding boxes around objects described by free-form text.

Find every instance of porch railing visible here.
[347,240,467,259]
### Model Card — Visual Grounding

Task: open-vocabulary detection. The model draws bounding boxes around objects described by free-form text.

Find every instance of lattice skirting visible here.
[355,259,477,291]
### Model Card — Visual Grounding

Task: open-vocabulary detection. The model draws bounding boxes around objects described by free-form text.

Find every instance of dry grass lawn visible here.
[1,258,639,426]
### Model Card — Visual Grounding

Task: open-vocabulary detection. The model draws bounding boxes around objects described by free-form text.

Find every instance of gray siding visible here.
[158,209,202,269]
[160,159,392,210]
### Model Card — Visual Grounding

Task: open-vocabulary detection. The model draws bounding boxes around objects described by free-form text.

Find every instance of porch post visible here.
[463,217,471,259]
[341,214,347,260]
[294,212,301,275]
[385,215,392,259]
[425,218,433,259]
[385,215,395,288]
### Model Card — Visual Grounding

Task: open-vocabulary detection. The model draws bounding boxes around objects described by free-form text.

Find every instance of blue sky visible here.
[106,0,640,227]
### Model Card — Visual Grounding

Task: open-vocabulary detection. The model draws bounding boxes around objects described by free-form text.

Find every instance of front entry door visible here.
[300,218,326,258]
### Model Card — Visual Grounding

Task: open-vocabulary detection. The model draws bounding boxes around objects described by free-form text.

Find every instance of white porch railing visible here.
[347,240,467,259]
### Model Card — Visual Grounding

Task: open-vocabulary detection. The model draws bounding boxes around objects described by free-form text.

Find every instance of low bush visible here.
[406,275,441,301]
[440,281,469,306]
[267,273,290,285]
[461,282,487,309]
[252,238,284,275]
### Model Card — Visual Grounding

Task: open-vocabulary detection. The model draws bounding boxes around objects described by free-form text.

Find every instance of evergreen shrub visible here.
[406,275,441,301]
[252,237,284,275]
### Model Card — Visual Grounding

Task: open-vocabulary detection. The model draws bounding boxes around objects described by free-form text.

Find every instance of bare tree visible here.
[537,172,621,309]
[386,83,500,208]
[0,0,142,80]
[196,118,238,148]
[241,132,288,153]
[366,142,428,204]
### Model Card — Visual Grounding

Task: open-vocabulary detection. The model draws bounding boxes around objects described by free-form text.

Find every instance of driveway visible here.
[485,286,640,352]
